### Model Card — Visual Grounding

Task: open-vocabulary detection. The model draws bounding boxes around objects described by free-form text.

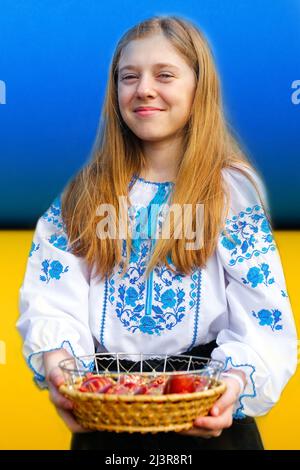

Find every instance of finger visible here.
[210,388,237,417]
[179,432,212,438]
[56,408,90,433]
[179,429,212,437]
[48,366,65,388]
[179,428,222,438]
[48,383,74,410]
[194,410,233,431]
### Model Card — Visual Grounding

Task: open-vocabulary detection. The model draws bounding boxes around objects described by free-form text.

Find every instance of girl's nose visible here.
[136,87,156,100]
[135,76,157,98]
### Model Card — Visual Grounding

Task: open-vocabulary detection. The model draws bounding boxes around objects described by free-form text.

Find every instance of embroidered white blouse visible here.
[17,167,297,419]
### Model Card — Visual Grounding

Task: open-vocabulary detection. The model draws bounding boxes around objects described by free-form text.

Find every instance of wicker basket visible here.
[59,353,226,434]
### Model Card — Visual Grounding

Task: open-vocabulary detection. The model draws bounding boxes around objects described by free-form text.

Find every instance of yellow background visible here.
[0,230,299,450]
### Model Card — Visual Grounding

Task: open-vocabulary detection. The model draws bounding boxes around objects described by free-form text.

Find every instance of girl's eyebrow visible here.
[119,63,180,73]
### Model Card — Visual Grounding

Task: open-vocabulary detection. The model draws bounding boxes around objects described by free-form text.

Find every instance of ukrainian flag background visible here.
[0,1,299,450]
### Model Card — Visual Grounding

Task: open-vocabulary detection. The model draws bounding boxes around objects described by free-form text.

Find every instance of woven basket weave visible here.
[59,375,226,434]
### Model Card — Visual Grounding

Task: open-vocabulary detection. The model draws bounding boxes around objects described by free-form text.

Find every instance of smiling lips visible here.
[134,107,164,117]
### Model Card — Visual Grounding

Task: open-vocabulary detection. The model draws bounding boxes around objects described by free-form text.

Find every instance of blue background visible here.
[0,0,299,228]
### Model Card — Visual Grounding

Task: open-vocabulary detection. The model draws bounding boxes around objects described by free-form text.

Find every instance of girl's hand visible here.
[44,349,89,433]
[178,371,245,439]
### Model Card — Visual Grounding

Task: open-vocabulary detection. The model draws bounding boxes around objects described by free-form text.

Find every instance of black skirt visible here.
[71,342,264,451]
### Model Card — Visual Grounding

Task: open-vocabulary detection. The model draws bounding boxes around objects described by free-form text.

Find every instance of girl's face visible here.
[117,33,197,143]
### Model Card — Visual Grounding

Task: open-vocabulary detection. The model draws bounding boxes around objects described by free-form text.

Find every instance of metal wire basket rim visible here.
[58,352,224,374]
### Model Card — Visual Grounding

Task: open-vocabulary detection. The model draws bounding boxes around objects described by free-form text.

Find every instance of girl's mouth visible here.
[134,109,164,117]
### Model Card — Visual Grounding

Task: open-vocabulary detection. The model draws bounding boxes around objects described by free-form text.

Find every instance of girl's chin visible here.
[130,128,173,141]
[137,135,172,142]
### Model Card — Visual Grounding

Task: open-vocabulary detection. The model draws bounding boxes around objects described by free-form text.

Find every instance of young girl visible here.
[17,15,297,451]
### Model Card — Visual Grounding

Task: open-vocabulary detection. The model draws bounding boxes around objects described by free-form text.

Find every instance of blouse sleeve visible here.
[210,166,298,418]
[16,195,95,388]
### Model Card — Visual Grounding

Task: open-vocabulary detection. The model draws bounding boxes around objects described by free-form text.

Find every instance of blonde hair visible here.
[61,15,268,281]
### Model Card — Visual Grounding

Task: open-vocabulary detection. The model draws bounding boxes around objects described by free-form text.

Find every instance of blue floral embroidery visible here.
[124,242,148,281]
[281,290,288,298]
[221,234,241,251]
[154,263,184,287]
[221,356,256,419]
[186,269,202,351]
[29,241,40,257]
[125,286,140,306]
[112,243,147,295]
[160,289,177,308]
[48,233,68,251]
[151,285,186,332]
[221,205,276,266]
[106,250,201,337]
[252,308,283,331]
[113,279,146,332]
[261,218,271,234]
[242,263,275,288]
[42,196,64,229]
[140,316,157,334]
[100,276,109,348]
[102,181,202,341]
[40,259,69,283]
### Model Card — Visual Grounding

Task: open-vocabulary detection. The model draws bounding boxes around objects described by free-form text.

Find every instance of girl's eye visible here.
[159,73,173,79]
[121,73,173,81]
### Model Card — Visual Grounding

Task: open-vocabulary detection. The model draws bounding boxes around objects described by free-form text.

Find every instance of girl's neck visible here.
[140,136,184,183]
[139,168,176,184]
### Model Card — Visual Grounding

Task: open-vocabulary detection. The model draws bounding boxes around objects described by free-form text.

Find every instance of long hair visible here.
[61,15,268,281]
